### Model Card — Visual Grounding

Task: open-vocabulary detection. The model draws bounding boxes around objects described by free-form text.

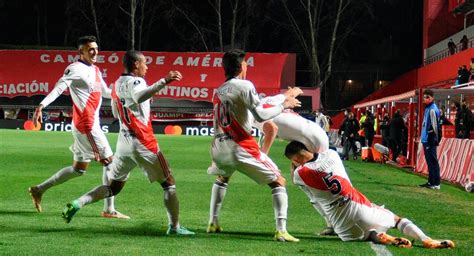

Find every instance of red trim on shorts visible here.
[157,151,170,177]
[86,132,101,161]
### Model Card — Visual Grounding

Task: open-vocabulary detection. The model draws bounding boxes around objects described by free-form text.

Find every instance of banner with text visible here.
[415,138,474,186]
[0,50,295,101]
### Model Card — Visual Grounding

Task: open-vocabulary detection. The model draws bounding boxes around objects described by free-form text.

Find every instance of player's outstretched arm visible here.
[284,87,303,98]
[132,71,183,103]
[260,121,278,154]
[32,105,43,127]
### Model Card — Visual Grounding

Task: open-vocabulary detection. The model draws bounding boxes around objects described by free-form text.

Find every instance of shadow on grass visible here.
[0,210,38,216]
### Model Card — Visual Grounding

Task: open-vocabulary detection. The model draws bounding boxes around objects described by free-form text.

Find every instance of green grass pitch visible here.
[0,129,472,255]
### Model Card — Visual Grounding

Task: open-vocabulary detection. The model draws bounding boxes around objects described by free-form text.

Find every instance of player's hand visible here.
[32,105,43,127]
[282,97,301,109]
[284,87,303,98]
[164,71,182,84]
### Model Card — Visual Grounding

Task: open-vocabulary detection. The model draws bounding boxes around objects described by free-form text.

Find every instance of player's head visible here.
[223,49,247,79]
[77,36,98,65]
[284,141,313,166]
[423,89,434,105]
[123,50,147,77]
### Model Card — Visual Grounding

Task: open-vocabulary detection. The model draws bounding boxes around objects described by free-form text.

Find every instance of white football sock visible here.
[36,166,84,193]
[209,181,227,225]
[272,186,288,232]
[102,165,115,213]
[77,185,113,208]
[398,218,430,241]
[164,185,179,228]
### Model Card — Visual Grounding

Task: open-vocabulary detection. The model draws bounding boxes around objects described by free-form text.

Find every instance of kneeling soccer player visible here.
[62,50,194,236]
[284,141,454,249]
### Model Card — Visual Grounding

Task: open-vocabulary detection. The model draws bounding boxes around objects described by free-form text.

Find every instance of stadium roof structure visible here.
[353,85,474,109]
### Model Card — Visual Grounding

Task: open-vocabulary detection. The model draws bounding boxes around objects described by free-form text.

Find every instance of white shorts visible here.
[209,138,281,185]
[336,202,395,241]
[108,133,171,183]
[69,126,113,162]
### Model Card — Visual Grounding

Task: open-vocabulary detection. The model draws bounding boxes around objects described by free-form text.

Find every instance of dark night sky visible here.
[0,0,423,108]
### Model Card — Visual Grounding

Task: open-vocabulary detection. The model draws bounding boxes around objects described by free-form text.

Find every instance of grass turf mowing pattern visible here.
[0,129,472,255]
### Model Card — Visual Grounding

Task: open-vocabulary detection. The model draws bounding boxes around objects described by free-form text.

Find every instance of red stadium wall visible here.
[415,138,474,185]
[423,0,464,49]
[418,47,474,87]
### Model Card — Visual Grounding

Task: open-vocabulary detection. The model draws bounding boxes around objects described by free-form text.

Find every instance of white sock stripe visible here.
[163,185,176,191]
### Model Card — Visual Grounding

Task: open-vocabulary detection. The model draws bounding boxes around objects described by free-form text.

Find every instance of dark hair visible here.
[77,35,97,48]
[423,89,434,97]
[123,50,144,73]
[284,141,308,159]
[223,49,246,78]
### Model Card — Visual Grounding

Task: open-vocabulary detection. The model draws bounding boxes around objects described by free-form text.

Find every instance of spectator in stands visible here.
[419,89,441,190]
[448,39,456,55]
[460,35,468,51]
[455,66,463,85]
[470,58,474,80]
[460,65,470,84]
[389,110,406,162]
[339,111,359,160]
[456,101,473,139]
[362,110,375,147]
[380,113,390,147]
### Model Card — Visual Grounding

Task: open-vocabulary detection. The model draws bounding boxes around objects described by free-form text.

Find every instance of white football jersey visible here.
[293,150,377,239]
[40,60,109,133]
[254,95,329,153]
[112,75,158,154]
[212,78,282,142]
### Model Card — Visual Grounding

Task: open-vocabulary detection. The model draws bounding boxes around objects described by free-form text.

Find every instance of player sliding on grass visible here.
[253,94,337,236]
[207,49,301,242]
[29,35,128,220]
[284,140,455,249]
[62,50,194,236]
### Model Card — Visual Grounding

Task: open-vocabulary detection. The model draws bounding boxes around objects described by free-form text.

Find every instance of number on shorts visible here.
[216,101,232,128]
[119,98,131,124]
[323,172,342,195]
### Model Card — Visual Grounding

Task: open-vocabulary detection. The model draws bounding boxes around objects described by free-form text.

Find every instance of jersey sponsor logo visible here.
[133,80,141,85]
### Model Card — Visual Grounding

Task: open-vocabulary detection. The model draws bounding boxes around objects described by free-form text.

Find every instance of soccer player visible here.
[207,49,301,242]
[28,35,128,219]
[284,140,455,249]
[61,50,194,236]
[253,94,336,236]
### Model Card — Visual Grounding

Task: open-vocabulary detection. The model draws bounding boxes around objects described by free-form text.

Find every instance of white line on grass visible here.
[369,242,393,256]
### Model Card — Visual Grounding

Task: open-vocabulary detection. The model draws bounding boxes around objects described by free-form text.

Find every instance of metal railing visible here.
[423,37,474,66]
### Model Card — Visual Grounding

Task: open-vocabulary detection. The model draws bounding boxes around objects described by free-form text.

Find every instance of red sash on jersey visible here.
[72,66,102,133]
[112,79,158,154]
[298,166,372,207]
[214,96,261,160]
